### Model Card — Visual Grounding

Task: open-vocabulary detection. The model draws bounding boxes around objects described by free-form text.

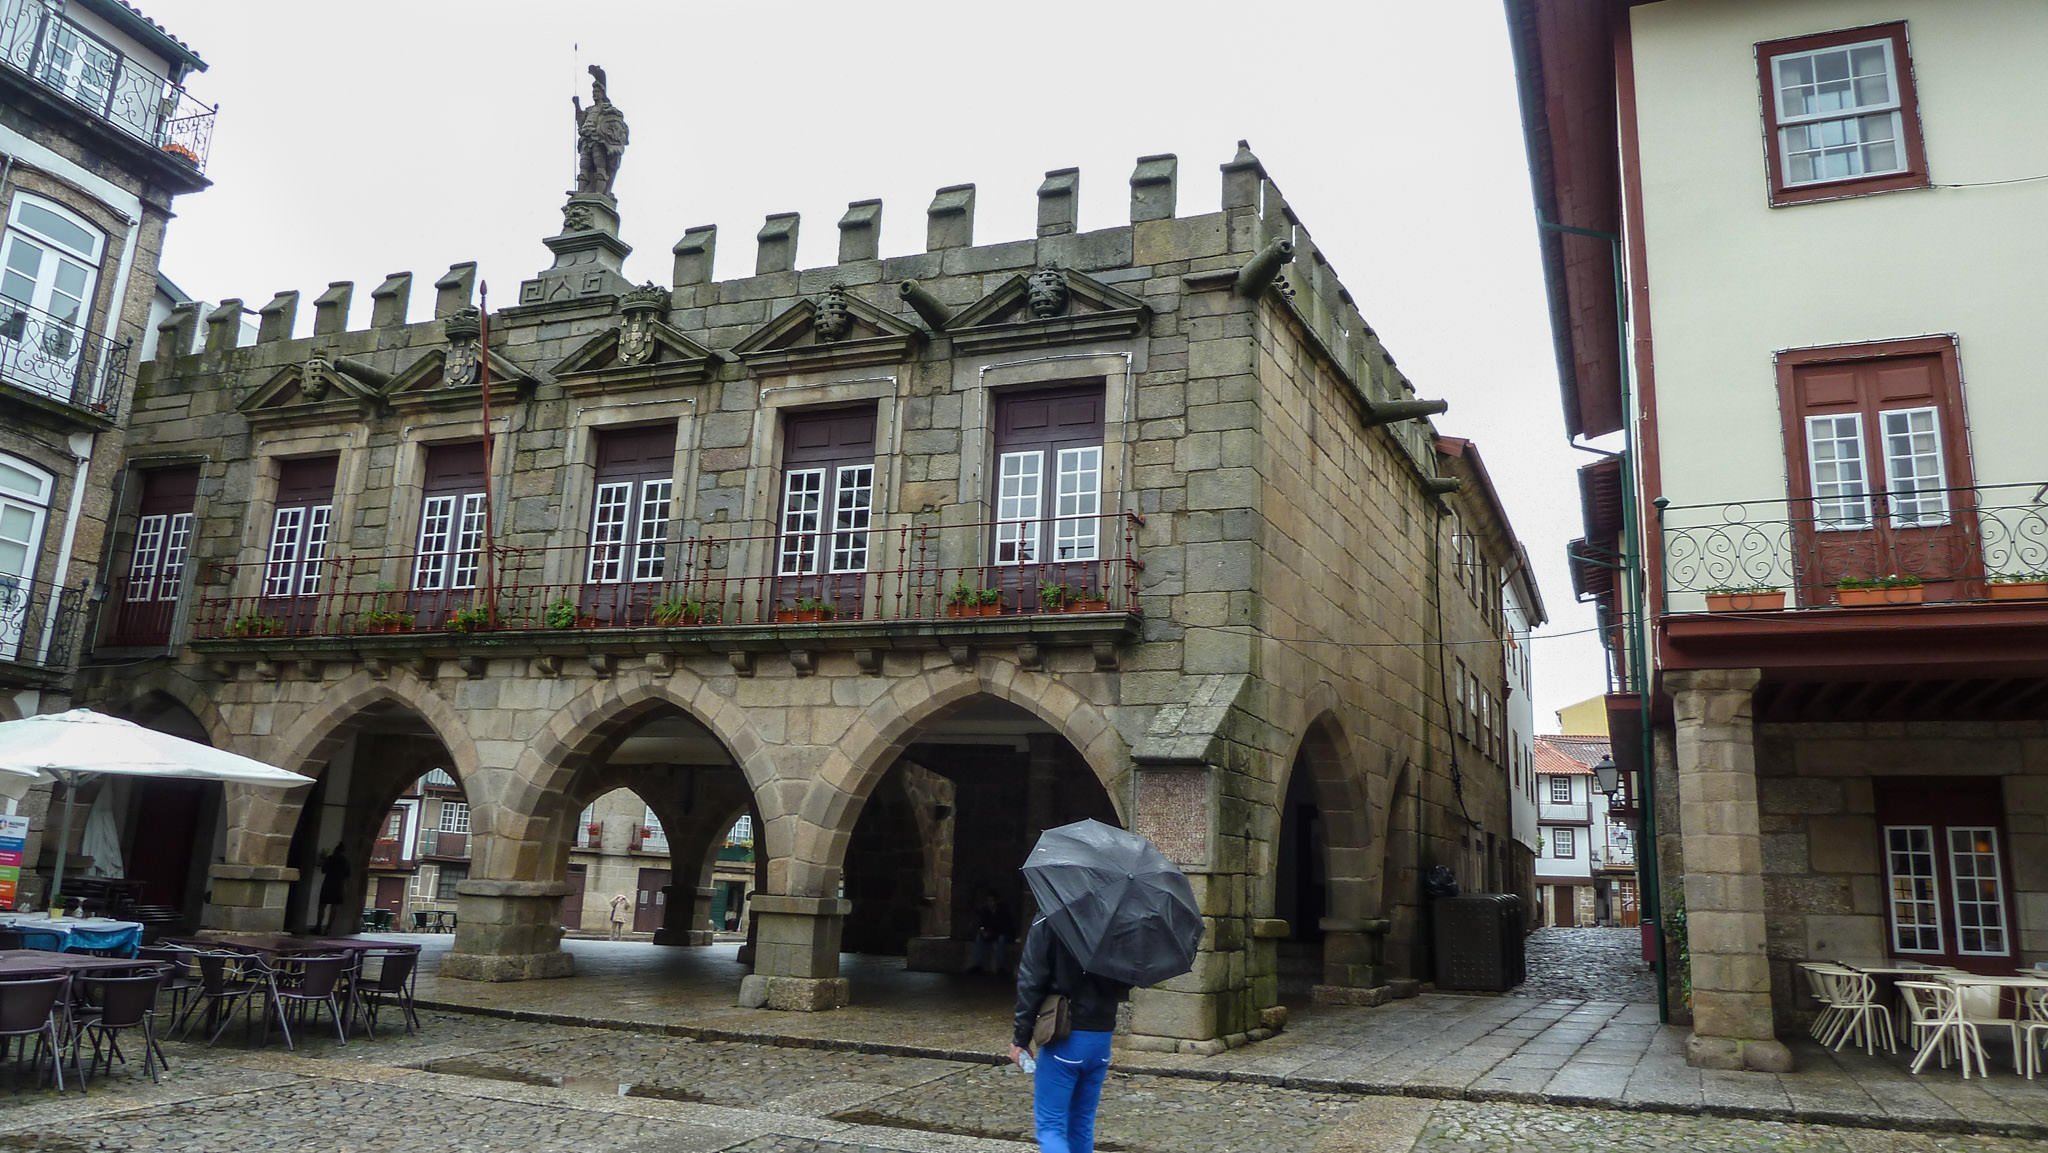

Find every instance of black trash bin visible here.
[1435,893,1523,992]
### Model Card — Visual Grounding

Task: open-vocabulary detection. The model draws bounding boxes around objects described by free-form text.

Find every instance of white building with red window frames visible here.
[1509,1,2048,1071]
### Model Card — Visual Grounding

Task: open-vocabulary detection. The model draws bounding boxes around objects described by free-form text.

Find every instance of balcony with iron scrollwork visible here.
[0,574,85,685]
[0,298,128,420]
[0,0,215,178]
[1659,482,2048,611]
[183,512,1145,664]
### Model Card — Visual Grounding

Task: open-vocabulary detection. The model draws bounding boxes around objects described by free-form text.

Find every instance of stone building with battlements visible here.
[71,127,1535,1052]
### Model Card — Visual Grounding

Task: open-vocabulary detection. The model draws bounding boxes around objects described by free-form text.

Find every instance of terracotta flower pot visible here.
[1062,598,1111,613]
[1704,591,1785,612]
[776,609,830,624]
[945,603,1002,618]
[1988,580,2048,602]
[1836,585,1924,607]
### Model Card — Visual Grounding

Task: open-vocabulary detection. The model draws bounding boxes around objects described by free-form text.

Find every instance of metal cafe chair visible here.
[0,975,74,1092]
[355,947,421,1037]
[70,972,167,1086]
[176,951,268,1047]
[270,953,351,1049]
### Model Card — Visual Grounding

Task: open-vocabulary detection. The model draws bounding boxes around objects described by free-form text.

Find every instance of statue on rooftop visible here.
[572,65,628,197]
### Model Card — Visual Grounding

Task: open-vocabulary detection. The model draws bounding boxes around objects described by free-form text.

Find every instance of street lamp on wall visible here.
[1592,754,1620,797]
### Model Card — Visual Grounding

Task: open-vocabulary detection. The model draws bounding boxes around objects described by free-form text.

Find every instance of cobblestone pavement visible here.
[3,1012,2047,1152]
[1512,927,1659,1004]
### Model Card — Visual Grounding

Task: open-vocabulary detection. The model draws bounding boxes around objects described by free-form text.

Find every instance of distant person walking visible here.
[608,892,632,940]
[1010,916,1131,1153]
[317,844,350,935]
[971,888,1014,976]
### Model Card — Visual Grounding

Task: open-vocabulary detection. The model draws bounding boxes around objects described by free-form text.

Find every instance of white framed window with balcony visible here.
[1549,776,1573,805]
[1,194,104,398]
[0,453,53,661]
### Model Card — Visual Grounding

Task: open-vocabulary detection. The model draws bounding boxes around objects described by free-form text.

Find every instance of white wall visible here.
[1535,773,1593,881]
[1505,583,1538,853]
[1630,2,2048,602]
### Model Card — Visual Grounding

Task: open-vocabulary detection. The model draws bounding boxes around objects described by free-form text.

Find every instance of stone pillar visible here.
[439,880,575,981]
[206,864,298,931]
[738,894,850,1011]
[1313,917,1389,1001]
[653,884,714,946]
[1666,667,1789,1072]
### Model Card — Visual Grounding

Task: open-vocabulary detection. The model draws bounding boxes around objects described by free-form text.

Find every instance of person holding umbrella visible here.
[1009,819,1203,1153]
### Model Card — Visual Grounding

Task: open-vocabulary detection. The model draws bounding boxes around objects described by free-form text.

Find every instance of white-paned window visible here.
[729,815,753,844]
[1552,827,1575,859]
[587,481,631,583]
[1549,777,1572,805]
[0,195,104,396]
[1053,447,1101,561]
[1880,407,1949,527]
[409,866,433,897]
[633,480,671,580]
[1805,414,1872,529]
[1947,827,2007,957]
[1884,825,1943,954]
[126,514,165,601]
[415,493,486,590]
[996,450,1043,565]
[1772,38,1904,187]
[777,468,824,576]
[829,465,872,573]
[438,801,470,834]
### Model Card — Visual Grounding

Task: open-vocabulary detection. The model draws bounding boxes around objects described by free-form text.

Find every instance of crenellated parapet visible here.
[133,142,1451,488]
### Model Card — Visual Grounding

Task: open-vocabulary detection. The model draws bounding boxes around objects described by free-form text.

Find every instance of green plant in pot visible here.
[1038,582,1071,612]
[361,585,415,632]
[445,603,493,633]
[946,579,1002,616]
[652,594,717,625]
[779,595,836,621]
[544,596,580,630]
[227,613,286,638]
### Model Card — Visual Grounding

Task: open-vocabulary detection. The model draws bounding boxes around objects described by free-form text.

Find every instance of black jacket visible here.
[1012,917,1132,1047]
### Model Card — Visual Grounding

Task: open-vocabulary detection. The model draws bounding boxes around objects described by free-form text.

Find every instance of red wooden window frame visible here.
[1756,22,1929,207]
[1873,777,2017,974]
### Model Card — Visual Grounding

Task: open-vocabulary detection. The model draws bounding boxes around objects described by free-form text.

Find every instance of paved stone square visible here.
[1512,927,1659,1005]
[3,1008,2047,1152]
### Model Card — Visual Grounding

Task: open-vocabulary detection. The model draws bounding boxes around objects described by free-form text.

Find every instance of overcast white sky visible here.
[140,0,1610,727]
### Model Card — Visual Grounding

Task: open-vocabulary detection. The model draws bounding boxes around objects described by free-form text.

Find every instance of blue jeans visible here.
[1033,1028,1112,1153]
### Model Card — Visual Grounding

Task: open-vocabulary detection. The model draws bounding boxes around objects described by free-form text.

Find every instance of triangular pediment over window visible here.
[945,268,1149,355]
[239,356,386,428]
[731,289,921,375]
[551,322,716,397]
[383,346,535,414]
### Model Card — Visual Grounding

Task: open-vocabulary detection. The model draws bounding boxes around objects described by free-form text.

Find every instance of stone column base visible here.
[1686,1033,1793,1072]
[439,879,572,982]
[439,950,576,982]
[205,864,299,932]
[737,974,849,1011]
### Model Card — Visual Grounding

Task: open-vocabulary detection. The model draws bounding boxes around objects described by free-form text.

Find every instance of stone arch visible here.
[791,662,1130,898]
[93,666,236,752]
[511,665,778,863]
[232,669,477,870]
[1268,699,1377,923]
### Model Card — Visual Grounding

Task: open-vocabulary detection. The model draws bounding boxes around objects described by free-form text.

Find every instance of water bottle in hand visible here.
[1018,1052,1037,1074]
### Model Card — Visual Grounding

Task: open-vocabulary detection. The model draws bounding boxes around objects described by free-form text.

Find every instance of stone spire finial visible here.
[838,199,882,264]
[1129,154,1177,222]
[1037,168,1078,238]
[758,213,800,275]
[927,184,975,250]
[673,225,717,287]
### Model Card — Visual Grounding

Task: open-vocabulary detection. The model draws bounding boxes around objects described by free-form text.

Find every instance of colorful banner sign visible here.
[0,813,26,910]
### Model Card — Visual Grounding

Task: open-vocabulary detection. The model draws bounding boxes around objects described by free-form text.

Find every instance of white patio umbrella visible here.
[0,709,313,912]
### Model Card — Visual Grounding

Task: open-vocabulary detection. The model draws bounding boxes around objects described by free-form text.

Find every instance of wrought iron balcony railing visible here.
[1659,482,2048,610]
[422,830,468,859]
[188,512,1142,642]
[367,837,402,869]
[0,297,128,414]
[0,575,84,675]
[0,1,215,171]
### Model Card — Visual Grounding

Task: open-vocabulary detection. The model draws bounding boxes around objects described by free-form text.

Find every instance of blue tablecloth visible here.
[0,915,142,956]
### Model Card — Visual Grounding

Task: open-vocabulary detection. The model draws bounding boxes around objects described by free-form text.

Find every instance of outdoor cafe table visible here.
[0,948,167,978]
[0,914,143,956]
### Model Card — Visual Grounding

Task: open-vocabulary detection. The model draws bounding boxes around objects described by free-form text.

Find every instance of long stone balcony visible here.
[1658,481,2048,612]
[0,0,215,172]
[154,512,1144,666]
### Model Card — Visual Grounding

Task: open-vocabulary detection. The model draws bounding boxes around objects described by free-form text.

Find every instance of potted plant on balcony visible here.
[776,596,836,624]
[160,142,200,165]
[1703,585,1786,612]
[945,579,1003,618]
[360,586,416,634]
[226,613,286,639]
[445,603,494,633]
[1043,581,1109,613]
[652,594,718,626]
[1988,572,2048,601]
[1835,573,1924,607]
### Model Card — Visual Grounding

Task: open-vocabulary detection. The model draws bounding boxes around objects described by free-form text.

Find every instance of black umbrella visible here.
[1020,818,1203,987]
